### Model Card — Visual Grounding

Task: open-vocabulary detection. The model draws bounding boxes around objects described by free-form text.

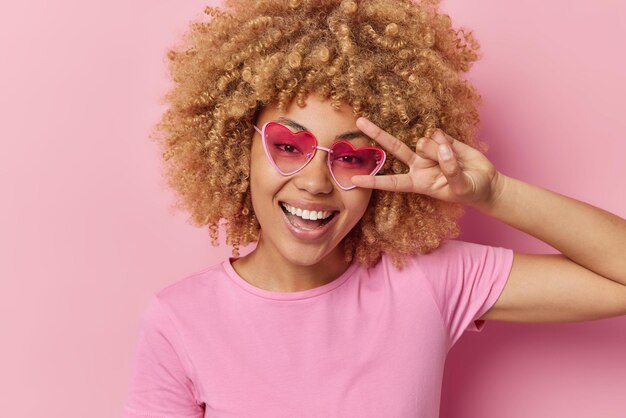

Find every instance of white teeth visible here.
[282,203,334,220]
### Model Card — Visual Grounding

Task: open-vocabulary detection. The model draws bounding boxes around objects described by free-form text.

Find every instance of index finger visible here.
[351,173,416,193]
[356,117,417,167]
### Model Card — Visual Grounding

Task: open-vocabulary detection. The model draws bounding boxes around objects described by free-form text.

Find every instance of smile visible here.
[279,201,339,238]
[281,203,334,220]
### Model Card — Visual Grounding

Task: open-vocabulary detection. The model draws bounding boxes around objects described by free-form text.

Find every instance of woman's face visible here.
[249,93,374,268]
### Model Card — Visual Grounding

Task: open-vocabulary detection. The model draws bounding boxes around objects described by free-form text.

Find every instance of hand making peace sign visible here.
[351,117,504,211]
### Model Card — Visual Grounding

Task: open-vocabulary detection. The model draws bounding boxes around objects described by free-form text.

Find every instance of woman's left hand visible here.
[352,117,503,210]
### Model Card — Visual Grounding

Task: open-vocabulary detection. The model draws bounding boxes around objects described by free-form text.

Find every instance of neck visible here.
[232,237,351,293]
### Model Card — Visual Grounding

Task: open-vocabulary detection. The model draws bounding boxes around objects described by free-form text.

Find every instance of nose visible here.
[292,149,334,194]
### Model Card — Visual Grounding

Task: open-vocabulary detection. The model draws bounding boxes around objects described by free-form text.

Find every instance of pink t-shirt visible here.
[123,239,514,418]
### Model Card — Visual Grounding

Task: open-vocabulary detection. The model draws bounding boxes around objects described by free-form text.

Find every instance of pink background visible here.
[1,0,625,417]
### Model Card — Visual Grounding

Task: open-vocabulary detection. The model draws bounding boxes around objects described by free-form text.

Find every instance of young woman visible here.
[123,0,626,416]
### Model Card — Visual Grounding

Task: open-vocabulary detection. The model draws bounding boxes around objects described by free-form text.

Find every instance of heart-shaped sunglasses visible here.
[253,121,386,190]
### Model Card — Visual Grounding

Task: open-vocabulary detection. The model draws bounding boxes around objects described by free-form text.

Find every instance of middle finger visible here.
[415,137,437,159]
[416,137,450,160]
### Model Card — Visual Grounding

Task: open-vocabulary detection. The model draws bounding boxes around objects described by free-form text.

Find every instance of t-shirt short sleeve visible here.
[413,239,514,350]
[122,295,205,418]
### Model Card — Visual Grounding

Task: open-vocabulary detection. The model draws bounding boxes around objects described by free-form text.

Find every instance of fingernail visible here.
[439,144,451,160]
[357,117,376,131]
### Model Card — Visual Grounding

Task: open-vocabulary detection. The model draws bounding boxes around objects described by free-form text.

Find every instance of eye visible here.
[338,155,363,165]
[274,143,299,153]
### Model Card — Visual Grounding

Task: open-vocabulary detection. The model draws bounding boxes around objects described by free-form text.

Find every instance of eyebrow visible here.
[276,117,368,141]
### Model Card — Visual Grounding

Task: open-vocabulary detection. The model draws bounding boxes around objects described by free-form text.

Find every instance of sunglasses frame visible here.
[253,121,386,191]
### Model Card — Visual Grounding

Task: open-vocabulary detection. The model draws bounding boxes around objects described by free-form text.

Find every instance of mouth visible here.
[280,202,338,231]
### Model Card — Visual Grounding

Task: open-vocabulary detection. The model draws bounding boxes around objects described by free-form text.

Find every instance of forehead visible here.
[257,94,355,130]
[256,94,373,145]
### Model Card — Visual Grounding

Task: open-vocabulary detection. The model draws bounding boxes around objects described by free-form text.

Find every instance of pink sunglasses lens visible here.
[329,142,384,189]
[264,123,316,174]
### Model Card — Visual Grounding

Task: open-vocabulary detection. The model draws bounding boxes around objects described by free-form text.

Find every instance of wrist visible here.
[473,170,508,215]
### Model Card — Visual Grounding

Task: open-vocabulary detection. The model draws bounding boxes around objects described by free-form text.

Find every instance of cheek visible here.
[344,189,373,219]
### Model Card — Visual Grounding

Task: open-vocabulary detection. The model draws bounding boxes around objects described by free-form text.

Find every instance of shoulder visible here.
[418,239,483,257]
[153,260,229,311]
[412,239,511,264]
[375,239,466,272]
[387,239,513,280]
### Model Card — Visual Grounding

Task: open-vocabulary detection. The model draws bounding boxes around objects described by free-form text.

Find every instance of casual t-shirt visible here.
[123,239,514,418]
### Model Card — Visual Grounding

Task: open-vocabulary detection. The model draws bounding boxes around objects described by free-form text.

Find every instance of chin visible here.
[280,244,335,267]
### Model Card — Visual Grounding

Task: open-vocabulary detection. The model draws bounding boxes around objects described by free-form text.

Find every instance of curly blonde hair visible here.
[153,0,487,268]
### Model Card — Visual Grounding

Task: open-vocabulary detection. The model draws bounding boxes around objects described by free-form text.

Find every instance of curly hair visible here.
[153,0,487,268]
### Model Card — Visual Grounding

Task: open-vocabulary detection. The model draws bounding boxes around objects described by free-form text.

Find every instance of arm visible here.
[123,296,205,418]
[476,173,626,287]
[474,173,626,323]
